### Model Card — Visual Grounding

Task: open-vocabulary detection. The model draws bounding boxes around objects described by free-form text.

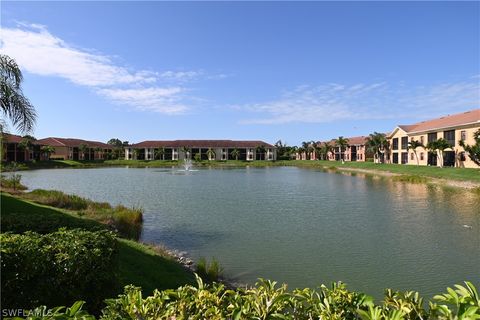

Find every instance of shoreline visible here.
[8,159,480,190]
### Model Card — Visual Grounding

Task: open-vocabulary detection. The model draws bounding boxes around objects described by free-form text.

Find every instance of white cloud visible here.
[97,87,188,114]
[237,80,480,124]
[0,23,156,87]
[0,23,220,115]
[160,70,203,82]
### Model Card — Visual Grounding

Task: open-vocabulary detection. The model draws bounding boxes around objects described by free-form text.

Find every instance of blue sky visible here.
[1,1,479,146]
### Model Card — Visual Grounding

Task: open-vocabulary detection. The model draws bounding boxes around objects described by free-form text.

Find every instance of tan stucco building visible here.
[387,109,480,168]
[36,137,112,161]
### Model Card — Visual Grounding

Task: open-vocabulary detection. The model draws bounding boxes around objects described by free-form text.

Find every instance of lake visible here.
[19,166,480,298]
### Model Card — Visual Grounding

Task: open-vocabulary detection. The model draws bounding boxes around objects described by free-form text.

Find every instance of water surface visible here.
[19,166,480,298]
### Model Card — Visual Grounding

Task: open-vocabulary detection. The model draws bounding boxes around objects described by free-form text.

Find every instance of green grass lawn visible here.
[0,193,195,295]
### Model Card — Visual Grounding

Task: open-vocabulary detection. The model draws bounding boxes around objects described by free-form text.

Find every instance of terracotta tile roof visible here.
[2,133,23,144]
[130,140,275,148]
[2,134,46,145]
[400,109,480,134]
[316,136,367,146]
[37,137,112,149]
[346,136,367,145]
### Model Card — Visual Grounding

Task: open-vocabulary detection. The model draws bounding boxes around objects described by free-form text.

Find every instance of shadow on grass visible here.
[1,193,104,234]
[117,239,195,294]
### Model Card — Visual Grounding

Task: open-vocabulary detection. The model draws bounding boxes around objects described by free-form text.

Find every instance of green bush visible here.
[10,279,480,319]
[0,229,117,313]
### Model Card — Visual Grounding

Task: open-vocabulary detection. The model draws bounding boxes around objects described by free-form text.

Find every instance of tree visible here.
[426,139,451,168]
[206,148,216,161]
[435,138,452,168]
[181,146,191,159]
[230,148,240,161]
[334,136,349,162]
[256,145,266,160]
[41,145,55,160]
[18,135,36,161]
[408,140,424,166]
[301,141,311,160]
[1,54,37,133]
[297,147,305,160]
[18,135,36,152]
[94,147,102,160]
[107,138,124,159]
[154,147,165,160]
[459,129,480,166]
[366,132,389,164]
[78,144,89,161]
[194,153,202,162]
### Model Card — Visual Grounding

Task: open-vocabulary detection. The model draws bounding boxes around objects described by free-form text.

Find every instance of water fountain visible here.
[183,151,192,171]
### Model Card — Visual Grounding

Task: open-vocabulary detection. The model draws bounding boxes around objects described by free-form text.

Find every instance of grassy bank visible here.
[0,193,195,297]
[4,158,480,186]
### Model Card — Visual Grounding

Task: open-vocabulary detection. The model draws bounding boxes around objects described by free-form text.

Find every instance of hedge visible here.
[0,228,117,313]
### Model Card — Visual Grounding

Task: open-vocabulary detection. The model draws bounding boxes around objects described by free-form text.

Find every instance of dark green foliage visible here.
[0,229,117,312]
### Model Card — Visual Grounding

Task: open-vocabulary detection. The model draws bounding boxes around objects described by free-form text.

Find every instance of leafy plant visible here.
[0,229,117,313]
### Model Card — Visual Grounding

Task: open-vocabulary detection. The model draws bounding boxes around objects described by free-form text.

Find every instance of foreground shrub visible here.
[0,229,117,313]
[23,189,143,239]
[9,279,480,319]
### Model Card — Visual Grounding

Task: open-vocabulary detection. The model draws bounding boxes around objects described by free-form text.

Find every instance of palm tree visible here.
[1,54,37,133]
[334,136,349,163]
[40,145,55,160]
[301,141,311,160]
[18,135,36,160]
[459,129,480,166]
[94,147,102,160]
[296,147,305,160]
[78,144,89,161]
[366,132,389,164]
[206,148,216,161]
[154,147,165,160]
[408,140,424,166]
[256,145,266,160]
[180,146,191,159]
[320,142,334,160]
[230,148,240,161]
[435,138,452,168]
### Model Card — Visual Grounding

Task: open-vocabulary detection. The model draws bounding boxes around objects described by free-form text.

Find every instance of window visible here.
[392,138,399,150]
[410,153,414,161]
[443,130,455,147]
[420,152,424,161]
[460,130,467,141]
[392,153,399,164]
[401,152,408,164]
[428,132,437,143]
[459,152,466,161]
[420,136,425,144]
[401,137,408,149]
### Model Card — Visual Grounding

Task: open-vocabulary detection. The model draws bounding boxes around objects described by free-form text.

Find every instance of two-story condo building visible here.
[387,109,479,168]
[124,140,277,161]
